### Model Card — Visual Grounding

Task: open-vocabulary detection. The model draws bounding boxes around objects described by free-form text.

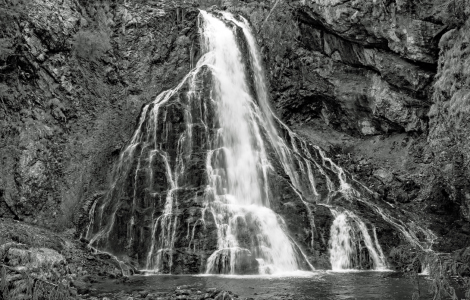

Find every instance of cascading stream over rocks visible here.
[85,10,436,275]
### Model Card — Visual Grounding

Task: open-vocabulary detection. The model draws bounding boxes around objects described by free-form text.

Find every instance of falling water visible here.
[329,211,387,271]
[198,11,300,274]
[86,9,436,275]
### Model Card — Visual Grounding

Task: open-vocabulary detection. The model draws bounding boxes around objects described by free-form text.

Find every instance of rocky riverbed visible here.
[89,287,240,300]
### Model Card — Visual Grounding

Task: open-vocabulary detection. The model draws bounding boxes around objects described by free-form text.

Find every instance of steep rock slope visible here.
[0,0,199,228]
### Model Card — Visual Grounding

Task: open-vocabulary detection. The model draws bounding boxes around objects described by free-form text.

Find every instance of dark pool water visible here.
[91,271,435,299]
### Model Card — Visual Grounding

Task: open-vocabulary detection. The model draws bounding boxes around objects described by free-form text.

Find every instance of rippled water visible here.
[91,271,432,299]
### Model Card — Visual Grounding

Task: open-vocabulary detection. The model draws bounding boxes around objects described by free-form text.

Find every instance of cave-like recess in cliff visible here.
[84,10,435,275]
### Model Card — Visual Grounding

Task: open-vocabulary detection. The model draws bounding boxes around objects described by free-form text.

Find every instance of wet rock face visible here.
[0,0,199,228]
[87,66,218,273]
[83,44,336,272]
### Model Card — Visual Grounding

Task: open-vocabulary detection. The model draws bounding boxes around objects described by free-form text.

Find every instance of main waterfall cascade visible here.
[195,11,300,274]
[85,10,436,274]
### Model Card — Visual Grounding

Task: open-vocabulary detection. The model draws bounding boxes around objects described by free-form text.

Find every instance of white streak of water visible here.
[329,210,387,271]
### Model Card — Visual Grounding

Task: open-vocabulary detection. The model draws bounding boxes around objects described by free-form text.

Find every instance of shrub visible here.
[72,29,112,61]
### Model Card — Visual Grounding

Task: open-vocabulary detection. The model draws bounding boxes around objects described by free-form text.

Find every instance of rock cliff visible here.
[0,0,199,229]
[0,0,469,279]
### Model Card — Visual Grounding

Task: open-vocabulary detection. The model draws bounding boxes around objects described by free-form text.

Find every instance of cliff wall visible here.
[0,0,199,229]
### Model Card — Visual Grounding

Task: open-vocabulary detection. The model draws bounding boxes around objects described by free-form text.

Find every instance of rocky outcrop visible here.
[259,1,438,136]
[0,218,138,299]
[298,0,445,64]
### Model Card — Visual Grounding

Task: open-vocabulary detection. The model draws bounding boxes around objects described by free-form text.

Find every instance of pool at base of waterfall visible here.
[89,271,433,299]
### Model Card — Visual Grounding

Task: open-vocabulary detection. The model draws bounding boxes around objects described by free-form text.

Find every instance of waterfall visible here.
[198,11,300,274]
[85,9,436,275]
[329,211,387,271]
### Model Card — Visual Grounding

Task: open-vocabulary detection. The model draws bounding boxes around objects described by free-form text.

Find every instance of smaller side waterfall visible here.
[329,211,387,271]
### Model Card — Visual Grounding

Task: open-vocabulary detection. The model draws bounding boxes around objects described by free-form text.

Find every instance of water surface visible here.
[92,271,432,299]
